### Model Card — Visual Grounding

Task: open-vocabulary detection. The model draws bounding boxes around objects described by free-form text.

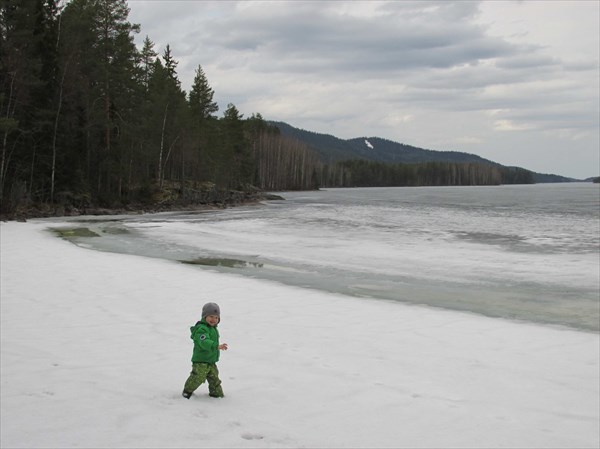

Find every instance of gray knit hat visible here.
[202,302,220,321]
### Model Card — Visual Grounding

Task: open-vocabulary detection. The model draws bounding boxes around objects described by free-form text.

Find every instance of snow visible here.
[365,139,374,149]
[1,220,599,449]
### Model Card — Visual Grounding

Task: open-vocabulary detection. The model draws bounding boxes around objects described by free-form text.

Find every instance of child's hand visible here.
[218,343,228,351]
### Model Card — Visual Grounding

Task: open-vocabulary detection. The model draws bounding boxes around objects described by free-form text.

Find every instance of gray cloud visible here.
[189,3,518,76]
[127,0,600,179]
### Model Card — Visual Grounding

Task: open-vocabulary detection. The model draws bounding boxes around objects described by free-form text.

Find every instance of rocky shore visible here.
[1,185,284,222]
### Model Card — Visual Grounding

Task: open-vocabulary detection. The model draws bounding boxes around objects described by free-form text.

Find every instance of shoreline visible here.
[0,191,284,222]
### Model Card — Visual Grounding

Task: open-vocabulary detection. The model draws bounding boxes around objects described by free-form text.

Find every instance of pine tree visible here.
[144,47,188,188]
[56,0,140,204]
[161,44,179,86]
[186,64,218,183]
[189,65,218,122]
[139,35,157,93]
[221,103,254,188]
[0,0,60,209]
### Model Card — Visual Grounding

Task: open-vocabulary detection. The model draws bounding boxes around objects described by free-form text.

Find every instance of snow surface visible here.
[1,220,599,449]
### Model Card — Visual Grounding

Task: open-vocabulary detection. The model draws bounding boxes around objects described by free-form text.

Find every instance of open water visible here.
[52,183,600,332]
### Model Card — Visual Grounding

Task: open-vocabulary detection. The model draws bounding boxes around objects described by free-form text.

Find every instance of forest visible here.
[1,0,533,218]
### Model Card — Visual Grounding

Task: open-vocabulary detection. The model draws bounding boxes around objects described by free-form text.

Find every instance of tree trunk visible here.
[158,103,169,188]
[51,61,69,203]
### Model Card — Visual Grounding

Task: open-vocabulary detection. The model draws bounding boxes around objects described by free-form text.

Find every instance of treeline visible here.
[1,0,533,217]
[317,160,533,188]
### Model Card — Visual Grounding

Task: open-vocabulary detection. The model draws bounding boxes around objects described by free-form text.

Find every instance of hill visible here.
[269,121,578,183]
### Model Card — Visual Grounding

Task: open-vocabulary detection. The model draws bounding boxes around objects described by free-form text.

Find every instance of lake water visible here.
[54,183,600,332]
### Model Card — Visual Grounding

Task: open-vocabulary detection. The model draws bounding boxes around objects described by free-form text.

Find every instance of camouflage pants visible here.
[183,363,224,397]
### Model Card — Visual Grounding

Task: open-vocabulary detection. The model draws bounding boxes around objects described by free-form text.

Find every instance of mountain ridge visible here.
[269,121,581,183]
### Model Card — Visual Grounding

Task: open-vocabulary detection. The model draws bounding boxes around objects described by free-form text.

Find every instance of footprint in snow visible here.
[241,433,264,440]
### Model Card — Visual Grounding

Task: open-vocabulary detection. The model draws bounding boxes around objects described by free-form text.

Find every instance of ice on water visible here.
[57,183,599,332]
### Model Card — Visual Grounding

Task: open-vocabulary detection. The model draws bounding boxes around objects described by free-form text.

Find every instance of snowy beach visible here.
[1,220,598,448]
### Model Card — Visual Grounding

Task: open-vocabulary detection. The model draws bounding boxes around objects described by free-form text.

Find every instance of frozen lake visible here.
[52,183,600,332]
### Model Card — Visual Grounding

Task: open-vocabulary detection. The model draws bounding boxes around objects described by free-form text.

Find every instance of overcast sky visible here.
[126,0,599,179]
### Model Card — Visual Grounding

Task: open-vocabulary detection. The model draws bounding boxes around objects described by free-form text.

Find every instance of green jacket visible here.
[190,320,220,364]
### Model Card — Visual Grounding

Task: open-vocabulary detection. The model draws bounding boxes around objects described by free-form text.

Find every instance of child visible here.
[182,302,228,399]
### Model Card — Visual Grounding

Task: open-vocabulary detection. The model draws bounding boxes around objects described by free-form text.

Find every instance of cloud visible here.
[183,2,518,77]
[127,0,600,179]
[493,119,535,132]
[455,136,484,145]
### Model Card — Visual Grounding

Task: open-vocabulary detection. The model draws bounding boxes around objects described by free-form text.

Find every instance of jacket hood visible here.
[190,320,216,337]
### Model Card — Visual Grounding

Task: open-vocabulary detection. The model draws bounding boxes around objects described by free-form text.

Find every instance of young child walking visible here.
[182,302,228,399]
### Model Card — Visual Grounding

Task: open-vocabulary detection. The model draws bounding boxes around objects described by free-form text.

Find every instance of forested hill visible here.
[269,121,577,183]
[269,121,499,166]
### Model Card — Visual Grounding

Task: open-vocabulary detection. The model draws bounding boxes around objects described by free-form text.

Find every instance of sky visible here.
[125,0,600,179]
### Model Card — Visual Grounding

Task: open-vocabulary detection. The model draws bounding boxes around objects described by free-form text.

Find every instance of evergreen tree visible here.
[92,0,139,197]
[145,47,188,188]
[56,0,140,204]
[220,103,252,188]
[186,64,218,182]
[139,35,157,92]
[0,0,60,209]
[161,44,179,86]
[189,65,218,121]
